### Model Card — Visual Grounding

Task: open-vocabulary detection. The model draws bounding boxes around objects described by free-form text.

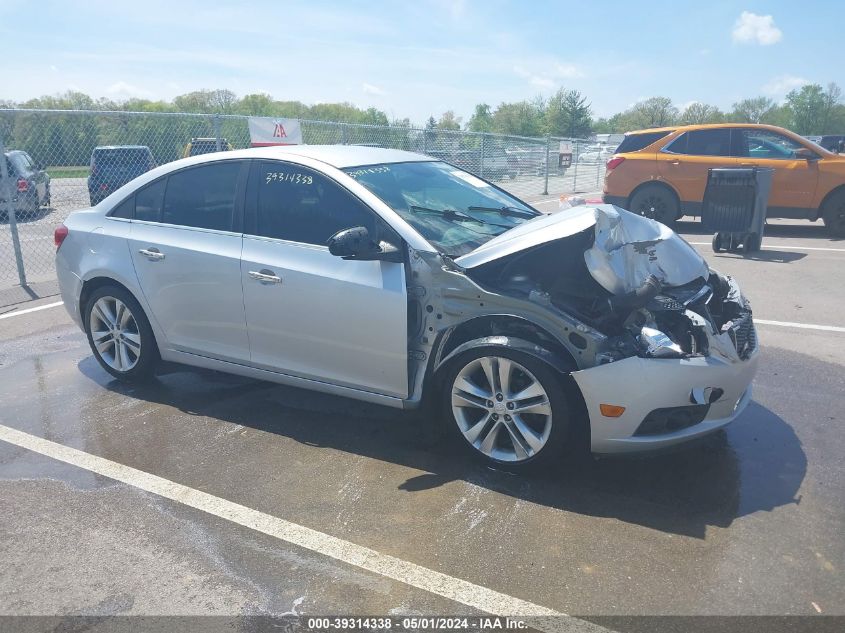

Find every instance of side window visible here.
[135,178,166,222]
[111,195,135,219]
[253,161,380,246]
[162,162,241,231]
[742,129,807,159]
[667,129,731,156]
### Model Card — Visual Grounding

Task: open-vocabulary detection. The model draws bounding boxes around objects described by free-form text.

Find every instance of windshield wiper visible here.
[467,205,538,219]
[409,205,510,228]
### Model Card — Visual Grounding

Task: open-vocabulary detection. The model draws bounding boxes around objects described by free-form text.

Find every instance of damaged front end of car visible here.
[410,204,758,453]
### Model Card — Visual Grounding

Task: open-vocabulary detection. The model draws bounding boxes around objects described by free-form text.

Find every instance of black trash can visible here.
[701,167,773,253]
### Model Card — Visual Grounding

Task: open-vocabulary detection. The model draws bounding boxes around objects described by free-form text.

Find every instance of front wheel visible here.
[628,184,679,227]
[84,285,158,381]
[440,347,575,470]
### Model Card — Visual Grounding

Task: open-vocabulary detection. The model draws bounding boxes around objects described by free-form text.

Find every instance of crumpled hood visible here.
[455,204,709,293]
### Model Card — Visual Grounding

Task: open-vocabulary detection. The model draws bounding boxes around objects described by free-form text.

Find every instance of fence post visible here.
[341,123,348,145]
[479,133,485,178]
[0,135,27,287]
[572,141,579,192]
[543,135,551,195]
[214,114,222,152]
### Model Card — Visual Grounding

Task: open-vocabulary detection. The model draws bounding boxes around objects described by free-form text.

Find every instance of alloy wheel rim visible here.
[451,356,553,463]
[89,297,141,372]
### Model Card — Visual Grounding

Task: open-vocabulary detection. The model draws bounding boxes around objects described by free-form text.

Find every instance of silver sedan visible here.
[55,145,758,469]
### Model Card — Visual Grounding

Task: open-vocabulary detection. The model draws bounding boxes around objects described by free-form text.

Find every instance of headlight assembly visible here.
[639,327,684,358]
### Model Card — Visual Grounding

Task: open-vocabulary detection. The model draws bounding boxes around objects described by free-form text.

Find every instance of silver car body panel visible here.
[56,146,758,450]
[128,220,250,364]
[241,235,408,398]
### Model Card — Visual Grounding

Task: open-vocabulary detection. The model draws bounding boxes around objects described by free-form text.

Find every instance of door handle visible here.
[669,160,681,165]
[248,269,282,284]
[139,247,165,261]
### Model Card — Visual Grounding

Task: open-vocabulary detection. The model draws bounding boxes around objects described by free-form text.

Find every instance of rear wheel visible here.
[84,285,158,382]
[440,347,575,470]
[628,184,680,227]
[822,190,845,238]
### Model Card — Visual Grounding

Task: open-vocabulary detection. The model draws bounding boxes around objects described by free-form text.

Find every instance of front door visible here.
[735,127,819,212]
[127,161,251,363]
[240,160,408,398]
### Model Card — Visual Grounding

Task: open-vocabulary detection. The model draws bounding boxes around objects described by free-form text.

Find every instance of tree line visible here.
[1,81,843,160]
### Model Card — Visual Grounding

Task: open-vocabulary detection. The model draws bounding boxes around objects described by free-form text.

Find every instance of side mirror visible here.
[327,226,401,262]
[795,147,818,161]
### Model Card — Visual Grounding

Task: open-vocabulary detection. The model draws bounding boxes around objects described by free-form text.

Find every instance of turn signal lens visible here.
[600,404,626,418]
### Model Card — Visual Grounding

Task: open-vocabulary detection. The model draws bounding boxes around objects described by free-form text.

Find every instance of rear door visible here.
[657,128,739,210]
[734,127,819,213]
[240,160,408,398]
[127,160,251,363]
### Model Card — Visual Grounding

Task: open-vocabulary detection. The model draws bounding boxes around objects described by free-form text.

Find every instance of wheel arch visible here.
[425,316,590,447]
[78,276,163,354]
[818,183,845,218]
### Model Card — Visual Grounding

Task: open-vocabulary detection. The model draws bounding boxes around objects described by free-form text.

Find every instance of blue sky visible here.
[1,0,842,124]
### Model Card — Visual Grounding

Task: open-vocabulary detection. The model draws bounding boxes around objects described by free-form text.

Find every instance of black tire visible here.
[438,345,577,471]
[821,189,845,238]
[628,184,680,227]
[712,233,723,253]
[83,285,158,382]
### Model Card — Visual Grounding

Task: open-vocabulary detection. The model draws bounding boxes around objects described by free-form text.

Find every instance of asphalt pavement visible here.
[0,205,843,632]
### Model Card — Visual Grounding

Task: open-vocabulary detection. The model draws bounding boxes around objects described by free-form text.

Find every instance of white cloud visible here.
[362,82,386,96]
[514,61,583,92]
[530,76,556,89]
[732,11,782,45]
[106,81,152,98]
[552,63,583,79]
[763,74,809,96]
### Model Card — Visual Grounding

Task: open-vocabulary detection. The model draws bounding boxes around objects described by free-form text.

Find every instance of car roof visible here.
[175,144,432,169]
[93,145,151,151]
[626,123,803,135]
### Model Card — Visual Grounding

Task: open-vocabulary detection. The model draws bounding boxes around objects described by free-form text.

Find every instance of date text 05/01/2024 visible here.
[305,617,530,631]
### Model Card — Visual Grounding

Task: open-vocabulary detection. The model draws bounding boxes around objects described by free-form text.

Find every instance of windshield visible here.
[343,161,540,257]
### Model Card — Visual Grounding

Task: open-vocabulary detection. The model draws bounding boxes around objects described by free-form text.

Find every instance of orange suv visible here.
[603,123,845,236]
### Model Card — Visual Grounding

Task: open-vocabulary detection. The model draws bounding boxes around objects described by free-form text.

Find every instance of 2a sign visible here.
[248,117,303,146]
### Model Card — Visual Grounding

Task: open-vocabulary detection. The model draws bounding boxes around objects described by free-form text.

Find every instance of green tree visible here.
[467,103,493,133]
[544,89,592,137]
[436,110,462,130]
[784,84,839,134]
[678,102,724,125]
[629,97,677,128]
[491,100,544,136]
[730,97,776,123]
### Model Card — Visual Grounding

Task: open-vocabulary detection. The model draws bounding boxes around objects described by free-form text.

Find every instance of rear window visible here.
[615,131,672,154]
[666,129,731,157]
[189,140,228,156]
[92,148,152,169]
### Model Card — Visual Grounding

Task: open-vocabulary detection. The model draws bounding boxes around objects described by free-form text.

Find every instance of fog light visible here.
[600,404,626,417]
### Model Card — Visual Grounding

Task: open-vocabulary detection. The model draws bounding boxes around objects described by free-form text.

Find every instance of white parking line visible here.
[0,300,64,320]
[755,319,845,333]
[0,424,607,630]
[687,241,845,253]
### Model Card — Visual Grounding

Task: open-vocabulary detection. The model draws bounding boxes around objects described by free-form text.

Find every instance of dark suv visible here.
[88,146,155,206]
[1,150,50,221]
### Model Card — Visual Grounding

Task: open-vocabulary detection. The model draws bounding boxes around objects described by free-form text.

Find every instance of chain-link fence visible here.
[0,108,607,297]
